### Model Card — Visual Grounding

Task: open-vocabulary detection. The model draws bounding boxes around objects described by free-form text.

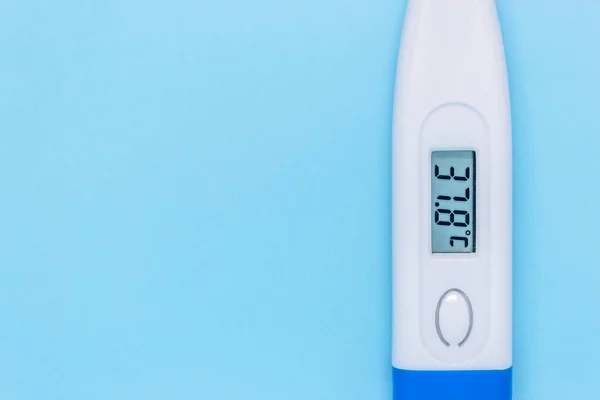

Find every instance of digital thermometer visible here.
[392,0,512,399]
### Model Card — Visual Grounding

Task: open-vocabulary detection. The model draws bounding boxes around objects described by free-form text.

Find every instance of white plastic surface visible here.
[392,0,512,370]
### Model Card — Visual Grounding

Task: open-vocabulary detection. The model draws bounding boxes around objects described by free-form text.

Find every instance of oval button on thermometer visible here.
[435,289,473,346]
[392,0,512,399]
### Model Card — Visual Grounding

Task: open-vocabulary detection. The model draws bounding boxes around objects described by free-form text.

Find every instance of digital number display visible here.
[431,150,476,253]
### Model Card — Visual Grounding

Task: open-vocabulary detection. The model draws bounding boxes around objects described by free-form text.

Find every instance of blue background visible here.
[0,1,597,399]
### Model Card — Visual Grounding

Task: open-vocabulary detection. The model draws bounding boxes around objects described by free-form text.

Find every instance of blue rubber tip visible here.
[393,367,512,400]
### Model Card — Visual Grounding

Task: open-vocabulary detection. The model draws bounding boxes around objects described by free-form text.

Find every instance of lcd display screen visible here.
[431,150,476,253]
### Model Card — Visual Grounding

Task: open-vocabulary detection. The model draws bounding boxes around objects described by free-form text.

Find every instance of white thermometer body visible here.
[392,0,512,398]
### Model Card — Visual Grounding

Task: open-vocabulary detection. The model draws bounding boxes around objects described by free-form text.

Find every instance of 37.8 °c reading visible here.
[431,150,476,253]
